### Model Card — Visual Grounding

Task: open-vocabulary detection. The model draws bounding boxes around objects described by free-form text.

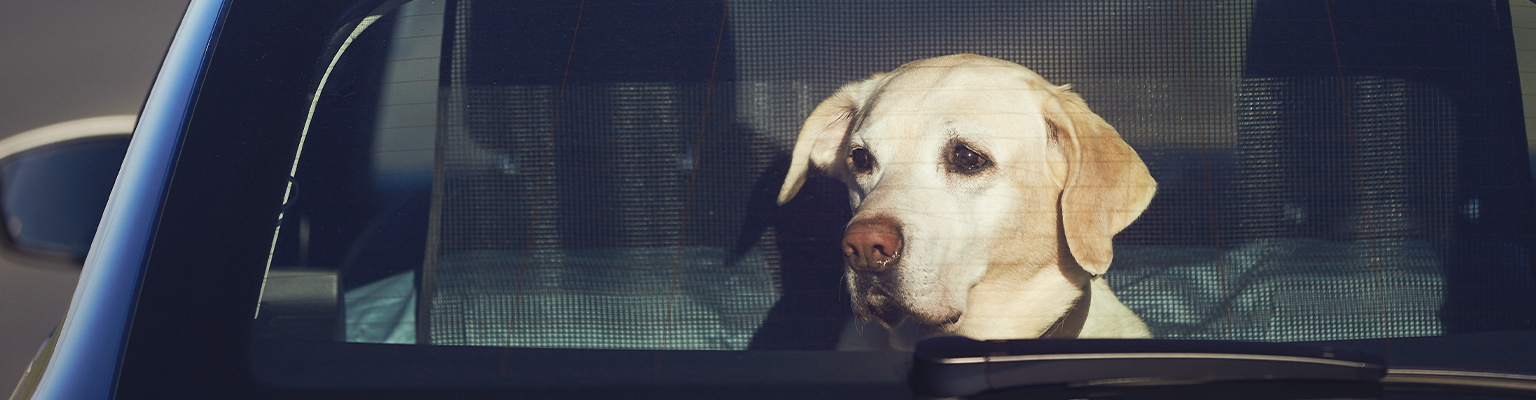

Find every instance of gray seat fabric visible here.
[428,247,778,349]
[1112,239,1446,341]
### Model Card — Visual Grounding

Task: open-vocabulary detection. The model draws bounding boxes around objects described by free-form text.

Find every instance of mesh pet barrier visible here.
[420,0,1536,349]
[424,0,791,348]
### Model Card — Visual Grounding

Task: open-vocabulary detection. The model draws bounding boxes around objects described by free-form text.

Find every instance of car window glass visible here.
[247,0,1536,390]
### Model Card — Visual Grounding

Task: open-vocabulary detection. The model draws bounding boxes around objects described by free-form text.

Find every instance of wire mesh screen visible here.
[422,0,1536,349]
[1103,77,1467,341]
[424,0,790,349]
[429,81,781,349]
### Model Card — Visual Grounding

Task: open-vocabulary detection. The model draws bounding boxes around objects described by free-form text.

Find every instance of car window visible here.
[240,0,1536,393]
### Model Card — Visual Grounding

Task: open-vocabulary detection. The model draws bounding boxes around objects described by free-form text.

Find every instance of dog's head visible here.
[777,54,1155,329]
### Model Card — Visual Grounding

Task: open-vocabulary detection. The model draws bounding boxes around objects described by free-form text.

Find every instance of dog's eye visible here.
[850,148,874,173]
[949,144,989,173]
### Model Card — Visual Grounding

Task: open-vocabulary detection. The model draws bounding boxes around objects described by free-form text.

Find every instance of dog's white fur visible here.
[778,54,1156,347]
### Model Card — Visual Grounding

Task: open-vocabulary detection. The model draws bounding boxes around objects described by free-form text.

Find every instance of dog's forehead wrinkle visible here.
[849,74,902,132]
[829,109,855,132]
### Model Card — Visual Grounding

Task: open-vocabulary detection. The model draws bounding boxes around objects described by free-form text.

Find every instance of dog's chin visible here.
[852,285,962,332]
[851,286,905,326]
[905,308,962,332]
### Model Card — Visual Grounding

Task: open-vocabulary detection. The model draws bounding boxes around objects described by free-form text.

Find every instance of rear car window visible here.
[238,0,1535,391]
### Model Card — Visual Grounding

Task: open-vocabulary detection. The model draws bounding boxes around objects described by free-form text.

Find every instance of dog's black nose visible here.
[844,215,903,273]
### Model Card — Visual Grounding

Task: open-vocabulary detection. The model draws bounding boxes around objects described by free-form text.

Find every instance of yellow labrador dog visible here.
[777,54,1156,347]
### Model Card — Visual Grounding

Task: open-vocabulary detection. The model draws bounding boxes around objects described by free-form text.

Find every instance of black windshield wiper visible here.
[911,337,1386,398]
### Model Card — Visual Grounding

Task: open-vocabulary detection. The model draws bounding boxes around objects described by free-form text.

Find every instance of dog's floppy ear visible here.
[778,76,884,205]
[1049,87,1156,276]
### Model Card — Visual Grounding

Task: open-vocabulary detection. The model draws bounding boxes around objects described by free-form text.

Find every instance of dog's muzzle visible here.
[844,215,916,326]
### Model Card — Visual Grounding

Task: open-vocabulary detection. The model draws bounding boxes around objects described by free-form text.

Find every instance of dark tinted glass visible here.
[219,0,1536,395]
[255,0,1536,348]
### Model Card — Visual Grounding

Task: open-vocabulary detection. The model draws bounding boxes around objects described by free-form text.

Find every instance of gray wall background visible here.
[0,0,189,396]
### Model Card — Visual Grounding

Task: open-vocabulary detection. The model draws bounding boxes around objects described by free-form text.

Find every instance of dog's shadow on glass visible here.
[733,152,855,350]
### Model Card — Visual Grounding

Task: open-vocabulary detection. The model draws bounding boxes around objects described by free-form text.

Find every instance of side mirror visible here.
[0,116,134,270]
